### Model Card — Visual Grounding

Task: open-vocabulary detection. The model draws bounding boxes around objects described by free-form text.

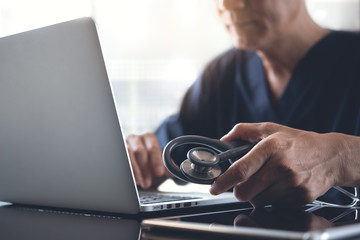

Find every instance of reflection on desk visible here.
[0,206,141,240]
[2,203,360,240]
[142,205,360,240]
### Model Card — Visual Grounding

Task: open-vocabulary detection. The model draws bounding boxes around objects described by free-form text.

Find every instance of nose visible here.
[217,0,247,11]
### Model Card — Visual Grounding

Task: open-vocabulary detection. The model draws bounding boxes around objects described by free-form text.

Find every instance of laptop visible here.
[0,17,239,214]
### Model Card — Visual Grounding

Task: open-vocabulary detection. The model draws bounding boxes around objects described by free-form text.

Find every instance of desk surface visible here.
[0,203,359,240]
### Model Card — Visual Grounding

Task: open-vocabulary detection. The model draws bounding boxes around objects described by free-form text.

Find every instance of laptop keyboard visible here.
[140,192,200,204]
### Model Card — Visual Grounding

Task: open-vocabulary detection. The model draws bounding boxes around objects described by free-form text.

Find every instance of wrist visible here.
[333,133,360,187]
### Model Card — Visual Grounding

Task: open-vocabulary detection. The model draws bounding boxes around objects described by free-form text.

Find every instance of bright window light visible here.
[1,0,359,136]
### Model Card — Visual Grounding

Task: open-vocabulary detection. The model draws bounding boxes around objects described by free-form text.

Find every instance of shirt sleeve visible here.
[155,48,241,149]
[154,72,216,149]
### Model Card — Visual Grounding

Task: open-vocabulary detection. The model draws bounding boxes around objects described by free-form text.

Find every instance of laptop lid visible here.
[0,18,141,214]
[0,17,240,215]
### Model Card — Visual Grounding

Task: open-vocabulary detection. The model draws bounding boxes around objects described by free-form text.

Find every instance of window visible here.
[93,0,232,135]
[1,0,359,136]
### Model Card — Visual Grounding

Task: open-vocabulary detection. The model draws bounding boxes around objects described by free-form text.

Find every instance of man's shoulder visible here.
[330,31,360,64]
[331,30,360,41]
[327,31,360,53]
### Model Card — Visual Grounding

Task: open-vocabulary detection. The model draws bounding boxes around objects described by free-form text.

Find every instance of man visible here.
[126,0,360,207]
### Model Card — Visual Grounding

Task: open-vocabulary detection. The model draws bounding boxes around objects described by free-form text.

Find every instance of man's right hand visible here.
[126,133,172,189]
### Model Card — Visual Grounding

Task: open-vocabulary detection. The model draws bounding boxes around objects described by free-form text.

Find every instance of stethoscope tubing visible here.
[162,135,254,184]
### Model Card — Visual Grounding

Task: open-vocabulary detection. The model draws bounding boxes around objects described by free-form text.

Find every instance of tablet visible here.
[142,205,360,240]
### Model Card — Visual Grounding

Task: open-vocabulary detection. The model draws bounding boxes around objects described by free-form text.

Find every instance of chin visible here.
[231,30,269,51]
[230,26,268,51]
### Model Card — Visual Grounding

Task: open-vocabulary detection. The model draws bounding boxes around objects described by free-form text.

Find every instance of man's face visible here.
[216,0,303,50]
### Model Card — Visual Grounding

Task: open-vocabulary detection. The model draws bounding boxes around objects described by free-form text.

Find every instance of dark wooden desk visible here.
[1,203,360,240]
[0,202,248,240]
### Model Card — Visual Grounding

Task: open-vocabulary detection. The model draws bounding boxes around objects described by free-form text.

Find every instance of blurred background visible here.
[0,0,359,136]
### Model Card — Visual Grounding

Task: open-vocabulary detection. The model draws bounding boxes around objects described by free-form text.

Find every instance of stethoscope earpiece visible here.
[163,135,255,184]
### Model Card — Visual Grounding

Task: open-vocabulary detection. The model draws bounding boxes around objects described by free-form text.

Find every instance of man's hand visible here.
[210,122,360,207]
[126,133,172,189]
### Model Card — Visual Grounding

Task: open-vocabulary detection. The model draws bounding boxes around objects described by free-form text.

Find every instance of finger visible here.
[127,147,144,187]
[233,214,258,227]
[126,135,149,168]
[126,135,152,188]
[210,139,273,195]
[221,122,284,142]
[232,161,282,202]
[143,133,164,177]
[164,168,174,178]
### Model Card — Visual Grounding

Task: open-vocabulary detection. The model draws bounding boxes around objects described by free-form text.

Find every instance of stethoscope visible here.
[163,135,360,209]
[162,135,256,184]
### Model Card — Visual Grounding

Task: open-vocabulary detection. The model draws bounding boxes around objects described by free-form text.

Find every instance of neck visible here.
[257,10,330,102]
[258,26,330,75]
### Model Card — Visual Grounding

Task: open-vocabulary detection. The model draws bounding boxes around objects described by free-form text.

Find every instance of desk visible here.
[0,205,141,240]
[0,202,246,240]
[0,203,359,240]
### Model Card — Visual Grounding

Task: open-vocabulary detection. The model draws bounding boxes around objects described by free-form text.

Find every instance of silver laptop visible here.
[0,18,238,214]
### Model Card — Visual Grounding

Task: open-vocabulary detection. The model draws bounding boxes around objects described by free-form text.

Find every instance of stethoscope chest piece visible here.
[180,147,222,184]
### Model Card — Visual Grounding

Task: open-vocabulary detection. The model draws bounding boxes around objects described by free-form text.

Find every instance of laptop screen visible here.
[0,18,140,214]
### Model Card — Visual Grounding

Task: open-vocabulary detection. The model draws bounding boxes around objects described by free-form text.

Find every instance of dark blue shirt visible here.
[155,31,360,203]
[156,31,360,148]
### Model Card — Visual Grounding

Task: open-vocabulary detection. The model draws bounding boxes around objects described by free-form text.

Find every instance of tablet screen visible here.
[173,205,357,230]
[142,205,360,240]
